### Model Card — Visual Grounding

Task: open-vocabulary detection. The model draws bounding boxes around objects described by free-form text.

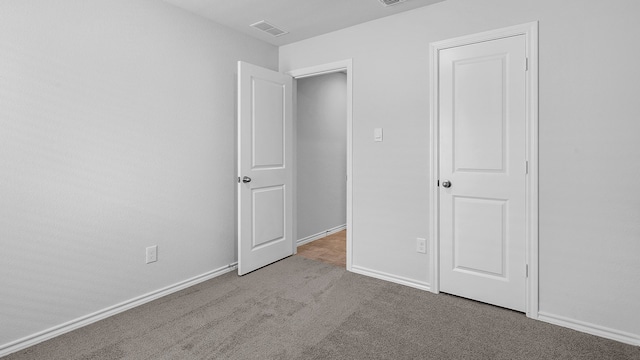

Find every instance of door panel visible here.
[238,61,293,275]
[453,196,506,278]
[439,35,526,311]
[453,55,506,172]
[252,78,285,168]
[252,186,285,248]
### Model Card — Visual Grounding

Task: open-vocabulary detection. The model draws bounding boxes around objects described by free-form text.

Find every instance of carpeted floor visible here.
[4,256,640,360]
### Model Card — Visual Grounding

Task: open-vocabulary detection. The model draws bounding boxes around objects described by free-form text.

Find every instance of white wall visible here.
[280,0,640,342]
[0,0,277,349]
[296,73,347,240]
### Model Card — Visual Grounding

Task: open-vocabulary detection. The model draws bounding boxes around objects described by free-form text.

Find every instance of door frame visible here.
[429,22,539,318]
[287,59,354,271]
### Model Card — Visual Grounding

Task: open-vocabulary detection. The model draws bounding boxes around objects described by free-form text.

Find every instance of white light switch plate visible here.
[374,128,383,142]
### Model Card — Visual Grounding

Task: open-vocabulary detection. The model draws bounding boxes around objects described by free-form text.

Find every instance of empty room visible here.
[1,0,639,359]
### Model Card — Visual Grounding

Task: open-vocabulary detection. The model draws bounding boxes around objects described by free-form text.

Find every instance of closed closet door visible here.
[438,35,527,312]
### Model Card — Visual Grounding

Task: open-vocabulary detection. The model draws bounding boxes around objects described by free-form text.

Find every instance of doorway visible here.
[287,60,353,270]
[294,72,347,267]
[429,23,539,317]
[236,60,352,275]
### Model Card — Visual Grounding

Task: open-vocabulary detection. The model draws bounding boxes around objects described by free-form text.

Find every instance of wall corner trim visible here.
[537,311,640,347]
[0,263,238,358]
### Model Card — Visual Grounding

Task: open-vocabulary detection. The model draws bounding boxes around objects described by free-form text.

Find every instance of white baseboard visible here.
[350,265,431,292]
[296,224,346,246]
[538,311,640,346]
[0,263,238,358]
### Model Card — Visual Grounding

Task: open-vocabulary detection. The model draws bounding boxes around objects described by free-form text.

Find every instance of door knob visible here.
[442,180,452,188]
[242,176,251,183]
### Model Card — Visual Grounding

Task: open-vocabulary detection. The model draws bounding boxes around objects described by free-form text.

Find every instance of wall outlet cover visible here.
[146,245,158,264]
[417,238,427,254]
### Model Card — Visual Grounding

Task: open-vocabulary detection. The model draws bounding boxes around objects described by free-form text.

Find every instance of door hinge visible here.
[525,161,529,174]
[526,264,529,278]
[525,57,529,71]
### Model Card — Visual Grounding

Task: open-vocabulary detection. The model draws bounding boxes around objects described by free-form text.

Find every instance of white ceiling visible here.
[162,0,445,46]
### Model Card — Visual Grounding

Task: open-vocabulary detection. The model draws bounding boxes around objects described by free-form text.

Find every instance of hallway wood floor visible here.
[296,229,346,267]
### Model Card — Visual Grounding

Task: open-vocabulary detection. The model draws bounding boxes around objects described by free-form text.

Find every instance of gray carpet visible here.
[4,256,640,360]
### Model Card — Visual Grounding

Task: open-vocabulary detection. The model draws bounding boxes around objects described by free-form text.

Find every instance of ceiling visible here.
[162,0,445,46]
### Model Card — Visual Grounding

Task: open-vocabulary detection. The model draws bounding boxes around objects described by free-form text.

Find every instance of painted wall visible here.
[280,0,640,341]
[296,73,347,240]
[0,0,277,348]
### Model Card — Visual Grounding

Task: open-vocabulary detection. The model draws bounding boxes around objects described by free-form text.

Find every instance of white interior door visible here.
[439,35,527,311]
[237,61,293,275]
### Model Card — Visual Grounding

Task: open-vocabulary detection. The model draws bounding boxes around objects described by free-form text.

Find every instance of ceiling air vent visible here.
[250,20,288,37]
[379,0,407,6]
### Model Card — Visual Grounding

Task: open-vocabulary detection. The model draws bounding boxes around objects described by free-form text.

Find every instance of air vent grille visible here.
[379,0,407,6]
[250,20,288,37]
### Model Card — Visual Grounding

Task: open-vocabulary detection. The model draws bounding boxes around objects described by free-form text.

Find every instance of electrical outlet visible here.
[416,238,427,254]
[146,245,158,264]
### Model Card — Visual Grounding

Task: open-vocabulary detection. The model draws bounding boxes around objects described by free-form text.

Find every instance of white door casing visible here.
[237,61,293,275]
[430,22,539,316]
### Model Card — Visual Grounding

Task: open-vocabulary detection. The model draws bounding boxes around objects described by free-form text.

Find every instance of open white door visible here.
[237,61,293,275]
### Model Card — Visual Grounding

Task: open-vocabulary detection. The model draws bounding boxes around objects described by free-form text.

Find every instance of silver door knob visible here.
[442,180,452,188]
[242,176,251,183]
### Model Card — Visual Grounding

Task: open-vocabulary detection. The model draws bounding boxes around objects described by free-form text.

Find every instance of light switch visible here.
[374,128,383,142]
